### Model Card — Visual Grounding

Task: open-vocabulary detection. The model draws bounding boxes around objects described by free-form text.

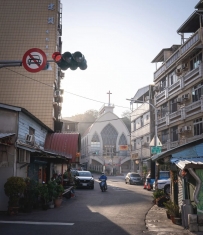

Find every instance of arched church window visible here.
[91,132,100,155]
[101,124,118,156]
[119,134,128,156]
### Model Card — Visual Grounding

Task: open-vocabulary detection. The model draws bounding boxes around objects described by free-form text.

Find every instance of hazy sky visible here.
[60,0,198,118]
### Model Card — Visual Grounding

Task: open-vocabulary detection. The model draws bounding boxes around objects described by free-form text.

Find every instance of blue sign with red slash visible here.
[22,48,47,73]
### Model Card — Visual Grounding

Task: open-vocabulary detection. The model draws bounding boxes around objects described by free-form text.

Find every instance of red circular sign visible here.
[22,48,47,73]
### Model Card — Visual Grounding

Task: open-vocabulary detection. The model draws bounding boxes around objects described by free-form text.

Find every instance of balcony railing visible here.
[154,29,201,81]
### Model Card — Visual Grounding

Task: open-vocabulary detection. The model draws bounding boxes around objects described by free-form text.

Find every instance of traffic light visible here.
[52,51,87,71]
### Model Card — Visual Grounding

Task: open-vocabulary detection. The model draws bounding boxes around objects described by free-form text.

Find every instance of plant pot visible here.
[54,198,62,207]
[49,204,55,209]
[170,216,175,223]
[174,217,181,225]
[166,212,171,219]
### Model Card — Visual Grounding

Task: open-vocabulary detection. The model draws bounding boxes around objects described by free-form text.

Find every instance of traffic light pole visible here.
[0,60,54,69]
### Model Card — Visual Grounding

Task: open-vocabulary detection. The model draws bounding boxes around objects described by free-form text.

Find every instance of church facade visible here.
[80,102,131,175]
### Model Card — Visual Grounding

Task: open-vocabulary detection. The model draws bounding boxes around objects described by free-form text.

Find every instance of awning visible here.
[44,133,81,161]
[152,138,203,162]
[171,158,203,170]
[16,144,41,153]
[177,10,203,33]
[0,133,15,138]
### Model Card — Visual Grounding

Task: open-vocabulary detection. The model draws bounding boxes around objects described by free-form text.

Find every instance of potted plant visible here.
[163,200,181,224]
[47,180,58,208]
[19,178,38,212]
[38,183,49,210]
[53,184,64,207]
[4,176,26,215]
[152,189,164,204]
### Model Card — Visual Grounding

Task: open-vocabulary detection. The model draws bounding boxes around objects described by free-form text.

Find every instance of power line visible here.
[5,67,151,116]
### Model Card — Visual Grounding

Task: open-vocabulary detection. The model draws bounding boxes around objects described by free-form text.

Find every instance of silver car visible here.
[125,172,142,185]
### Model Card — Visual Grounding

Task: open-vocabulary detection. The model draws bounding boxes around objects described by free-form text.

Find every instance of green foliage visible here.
[163,200,180,217]
[4,176,27,207]
[53,184,64,199]
[152,189,165,199]
[38,183,49,204]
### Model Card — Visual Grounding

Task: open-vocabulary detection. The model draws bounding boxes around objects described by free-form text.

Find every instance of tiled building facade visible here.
[0,0,63,131]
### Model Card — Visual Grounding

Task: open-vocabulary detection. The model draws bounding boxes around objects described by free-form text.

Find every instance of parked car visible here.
[146,171,170,193]
[74,171,94,189]
[153,171,170,194]
[125,172,142,185]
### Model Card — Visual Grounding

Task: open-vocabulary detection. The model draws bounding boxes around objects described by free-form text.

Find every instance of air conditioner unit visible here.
[182,93,190,100]
[175,68,182,76]
[182,63,189,71]
[55,96,63,103]
[18,149,30,163]
[176,97,183,104]
[145,96,149,101]
[142,142,149,147]
[55,90,60,96]
[26,134,34,143]
[153,85,160,92]
[183,125,192,131]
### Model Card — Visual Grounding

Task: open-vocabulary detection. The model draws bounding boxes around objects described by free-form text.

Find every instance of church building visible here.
[80,92,131,175]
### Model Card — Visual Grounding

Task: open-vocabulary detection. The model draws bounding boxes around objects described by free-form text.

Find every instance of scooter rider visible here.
[99,172,107,190]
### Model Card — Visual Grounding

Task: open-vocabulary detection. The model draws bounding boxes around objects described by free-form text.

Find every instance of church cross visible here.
[107,90,112,105]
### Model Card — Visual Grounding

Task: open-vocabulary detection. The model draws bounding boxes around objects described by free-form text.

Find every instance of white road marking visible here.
[0,221,74,226]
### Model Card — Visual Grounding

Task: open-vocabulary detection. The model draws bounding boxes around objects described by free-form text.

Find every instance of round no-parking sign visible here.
[22,48,47,73]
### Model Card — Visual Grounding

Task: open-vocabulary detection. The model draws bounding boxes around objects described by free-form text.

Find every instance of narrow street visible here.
[0,175,153,235]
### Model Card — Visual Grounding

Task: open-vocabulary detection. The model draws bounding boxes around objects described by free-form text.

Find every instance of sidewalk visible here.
[144,204,202,235]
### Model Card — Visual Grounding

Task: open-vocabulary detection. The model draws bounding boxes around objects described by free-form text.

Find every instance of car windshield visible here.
[160,172,170,178]
[131,174,140,177]
[77,171,92,177]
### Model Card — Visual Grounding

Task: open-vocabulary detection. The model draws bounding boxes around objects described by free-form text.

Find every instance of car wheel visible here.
[125,180,127,184]
[129,180,132,185]
[91,185,94,189]
[164,185,170,195]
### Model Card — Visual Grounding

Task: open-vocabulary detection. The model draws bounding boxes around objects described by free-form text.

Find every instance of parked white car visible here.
[153,178,170,194]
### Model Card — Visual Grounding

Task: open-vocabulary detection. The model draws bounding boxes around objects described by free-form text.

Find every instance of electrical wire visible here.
[5,67,152,122]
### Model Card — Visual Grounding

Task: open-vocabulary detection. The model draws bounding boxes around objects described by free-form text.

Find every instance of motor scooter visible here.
[99,178,107,192]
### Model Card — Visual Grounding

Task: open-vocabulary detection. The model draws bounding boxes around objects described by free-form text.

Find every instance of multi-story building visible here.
[152,8,203,152]
[0,0,64,132]
[130,85,155,176]
[151,1,203,219]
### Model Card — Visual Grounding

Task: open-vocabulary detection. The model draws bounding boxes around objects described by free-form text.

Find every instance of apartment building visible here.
[130,85,155,176]
[0,0,63,131]
[152,4,203,152]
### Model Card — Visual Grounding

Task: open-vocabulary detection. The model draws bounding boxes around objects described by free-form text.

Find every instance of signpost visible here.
[22,48,47,73]
[151,146,162,154]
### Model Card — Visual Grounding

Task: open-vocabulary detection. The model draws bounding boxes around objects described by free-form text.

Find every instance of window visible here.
[133,120,136,131]
[160,77,167,92]
[170,97,177,113]
[91,133,100,154]
[192,82,203,102]
[168,70,178,86]
[133,139,136,151]
[146,114,149,120]
[161,103,168,118]
[190,51,202,70]
[170,126,178,142]
[194,118,203,136]
[147,137,149,142]
[161,129,169,144]
[29,127,35,135]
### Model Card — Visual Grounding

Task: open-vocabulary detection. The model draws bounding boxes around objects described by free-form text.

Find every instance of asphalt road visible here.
[0,174,154,235]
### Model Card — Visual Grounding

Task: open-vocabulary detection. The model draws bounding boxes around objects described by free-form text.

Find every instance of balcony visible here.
[155,63,203,105]
[154,29,201,81]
